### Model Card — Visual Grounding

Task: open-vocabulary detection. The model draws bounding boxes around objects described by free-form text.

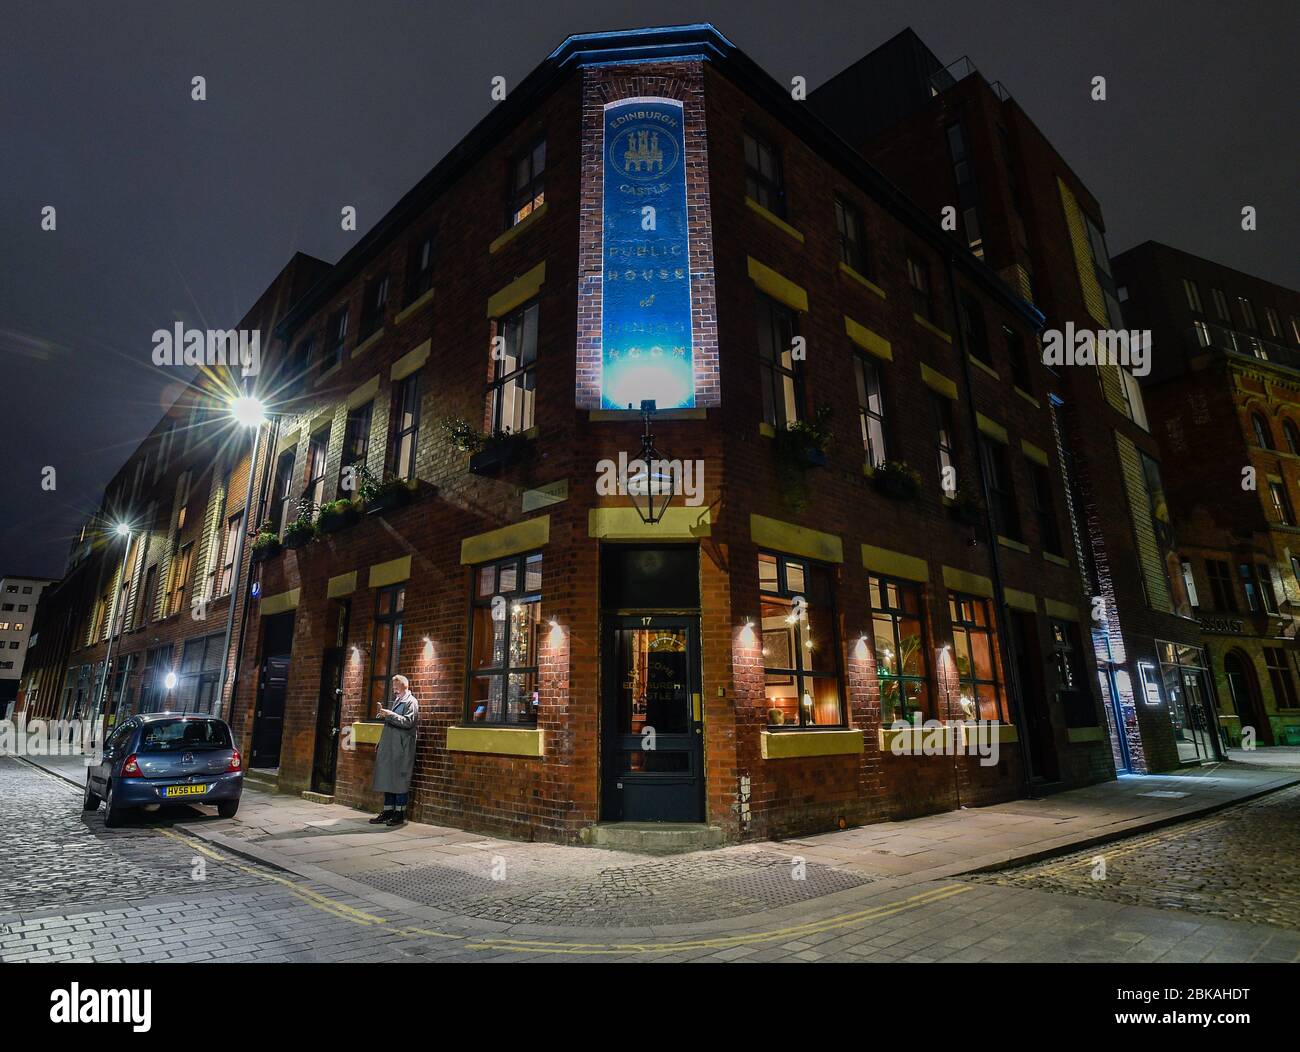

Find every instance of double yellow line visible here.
[161,825,969,956]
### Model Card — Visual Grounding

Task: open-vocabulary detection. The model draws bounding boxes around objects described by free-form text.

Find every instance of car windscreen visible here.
[138,719,232,752]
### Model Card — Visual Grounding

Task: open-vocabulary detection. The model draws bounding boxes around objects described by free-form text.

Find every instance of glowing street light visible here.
[230,394,267,429]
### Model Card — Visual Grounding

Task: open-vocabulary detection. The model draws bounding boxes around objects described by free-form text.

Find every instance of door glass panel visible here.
[616,627,690,736]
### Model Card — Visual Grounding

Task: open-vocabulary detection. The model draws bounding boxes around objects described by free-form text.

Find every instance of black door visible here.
[251,611,295,769]
[311,600,350,794]
[601,615,704,822]
[1009,612,1059,783]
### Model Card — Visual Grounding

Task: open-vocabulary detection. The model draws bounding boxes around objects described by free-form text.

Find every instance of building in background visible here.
[1113,240,1300,748]
[809,29,1215,769]
[0,575,54,717]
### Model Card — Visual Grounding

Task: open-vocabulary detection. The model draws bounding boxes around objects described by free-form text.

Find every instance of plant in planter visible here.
[250,525,282,562]
[316,498,362,534]
[773,405,833,513]
[281,512,317,550]
[872,459,923,501]
[469,427,533,475]
[356,463,418,515]
[440,416,486,455]
[949,481,983,525]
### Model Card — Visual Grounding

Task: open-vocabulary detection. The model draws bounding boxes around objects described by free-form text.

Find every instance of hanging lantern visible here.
[627,399,676,525]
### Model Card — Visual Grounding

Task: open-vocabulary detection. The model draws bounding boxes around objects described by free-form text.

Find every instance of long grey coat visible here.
[372,692,419,794]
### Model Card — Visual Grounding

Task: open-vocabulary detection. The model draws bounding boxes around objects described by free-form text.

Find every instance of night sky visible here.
[3,0,1295,580]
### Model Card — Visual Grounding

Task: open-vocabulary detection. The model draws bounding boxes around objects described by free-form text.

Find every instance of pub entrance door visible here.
[600,616,704,822]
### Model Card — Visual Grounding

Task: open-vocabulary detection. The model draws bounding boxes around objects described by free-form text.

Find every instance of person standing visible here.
[370,674,419,827]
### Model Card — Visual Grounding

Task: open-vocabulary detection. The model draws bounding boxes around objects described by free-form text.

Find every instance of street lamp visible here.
[627,399,675,525]
[91,522,133,736]
[216,392,266,723]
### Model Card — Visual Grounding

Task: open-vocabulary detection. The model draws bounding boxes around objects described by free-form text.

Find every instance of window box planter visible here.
[872,460,922,501]
[949,487,983,526]
[281,519,316,550]
[317,499,362,534]
[250,533,282,563]
[773,406,834,513]
[469,431,533,476]
[364,480,417,516]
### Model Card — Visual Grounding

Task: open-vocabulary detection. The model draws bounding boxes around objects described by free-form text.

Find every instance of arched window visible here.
[1284,419,1300,455]
[1252,412,1274,450]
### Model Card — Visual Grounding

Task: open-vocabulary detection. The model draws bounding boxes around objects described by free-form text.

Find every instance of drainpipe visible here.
[942,252,1036,791]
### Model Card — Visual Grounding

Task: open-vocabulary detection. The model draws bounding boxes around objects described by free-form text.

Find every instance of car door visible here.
[94,719,134,789]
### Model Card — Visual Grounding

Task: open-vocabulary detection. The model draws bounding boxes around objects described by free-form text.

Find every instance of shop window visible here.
[759,551,843,727]
[756,292,801,429]
[175,633,225,714]
[1264,647,1298,708]
[368,585,406,717]
[949,593,1004,721]
[467,552,542,726]
[743,129,785,217]
[490,299,538,436]
[869,575,929,723]
[508,137,546,227]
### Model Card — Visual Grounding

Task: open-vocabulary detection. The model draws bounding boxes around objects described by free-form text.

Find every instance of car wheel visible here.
[82,778,101,812]
[217,799,239,819]
[103,781,126,828]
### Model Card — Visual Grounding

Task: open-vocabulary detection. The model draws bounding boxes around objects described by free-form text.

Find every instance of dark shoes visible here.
[385,812,406,827]
[369,810,394,825]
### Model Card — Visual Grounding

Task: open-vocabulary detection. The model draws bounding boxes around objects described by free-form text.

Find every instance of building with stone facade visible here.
[1113,240,1300,749]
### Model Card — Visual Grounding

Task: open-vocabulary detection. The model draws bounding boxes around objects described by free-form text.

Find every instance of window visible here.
[359,273,390,340]
[175,633,225,714]
[1,604,10,611]
[1264,647,1299,707]
[854,354,887,468]
[1182,278,1203,313]
[467,552,542,725]
[405,232,435,305]
[323,307,348,373]
[7,642,17,650]
[217,511,242,597]
[1258,564,1279,614]
[137,565,158,629]
[137,645,171,714]
[0,622,8,629]
[270,448,296,535]
[1292,316,1300,344]
[1004,326,1031,391]
[1083,213,1121,325]
[949,594,1004,721]
[1265,306,1282,339]
[935,395,956,495]
[167,543,193,618]
[1206,559,1236,611]
[756,293,801,429]
[1050,620,1096,728]
[1238,562,1263,613]
[743,130,784,217]
[1120,366,1150,430]
[1238,296,1257,331]
[1029,460,1063,556]
[1251,412,1274,449]
[1211,288,1230,321]
[306,427,330,510]
[1269,480,1294,525]
[958,292,990,366]
[980,438,1020,541]
[1238,562,1278,615]
[339,401,373,497]
[508,138,546,227]
[387,374,421,481]
[1284,420,1300,455]
[946,121,983,257]
[834,195,869,275]
[490,299,538,436]
[869,575,930,723]
[759,552,842,727]
[907,256,933,320]
[18,604,27,612]
[1181,561,1199,609]
[365,584,407,718]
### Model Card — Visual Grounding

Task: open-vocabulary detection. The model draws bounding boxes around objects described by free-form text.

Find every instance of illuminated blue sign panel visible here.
[601,98,694,410]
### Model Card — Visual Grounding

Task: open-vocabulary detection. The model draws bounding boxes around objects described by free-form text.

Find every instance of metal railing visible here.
[1190,322,1300,373]
[929,56,1013,103]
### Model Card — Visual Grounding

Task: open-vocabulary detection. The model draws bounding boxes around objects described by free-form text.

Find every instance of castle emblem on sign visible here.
[622,129,664,173]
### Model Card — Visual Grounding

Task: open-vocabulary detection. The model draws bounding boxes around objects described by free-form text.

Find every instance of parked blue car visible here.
[82,713,244,827]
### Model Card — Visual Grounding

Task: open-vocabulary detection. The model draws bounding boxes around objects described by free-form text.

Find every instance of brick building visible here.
[1113,240,1300,749]
[809,30,1214,770]
[22,24,1123,846]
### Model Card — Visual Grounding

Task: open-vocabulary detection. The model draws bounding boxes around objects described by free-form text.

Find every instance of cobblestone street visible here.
[3,755,1300,963]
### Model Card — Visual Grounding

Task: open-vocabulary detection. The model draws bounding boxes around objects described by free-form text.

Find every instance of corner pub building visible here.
[33,25,1130,845]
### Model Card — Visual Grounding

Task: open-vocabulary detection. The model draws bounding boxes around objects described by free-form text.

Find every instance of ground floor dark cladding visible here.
[227,528,1121,845]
